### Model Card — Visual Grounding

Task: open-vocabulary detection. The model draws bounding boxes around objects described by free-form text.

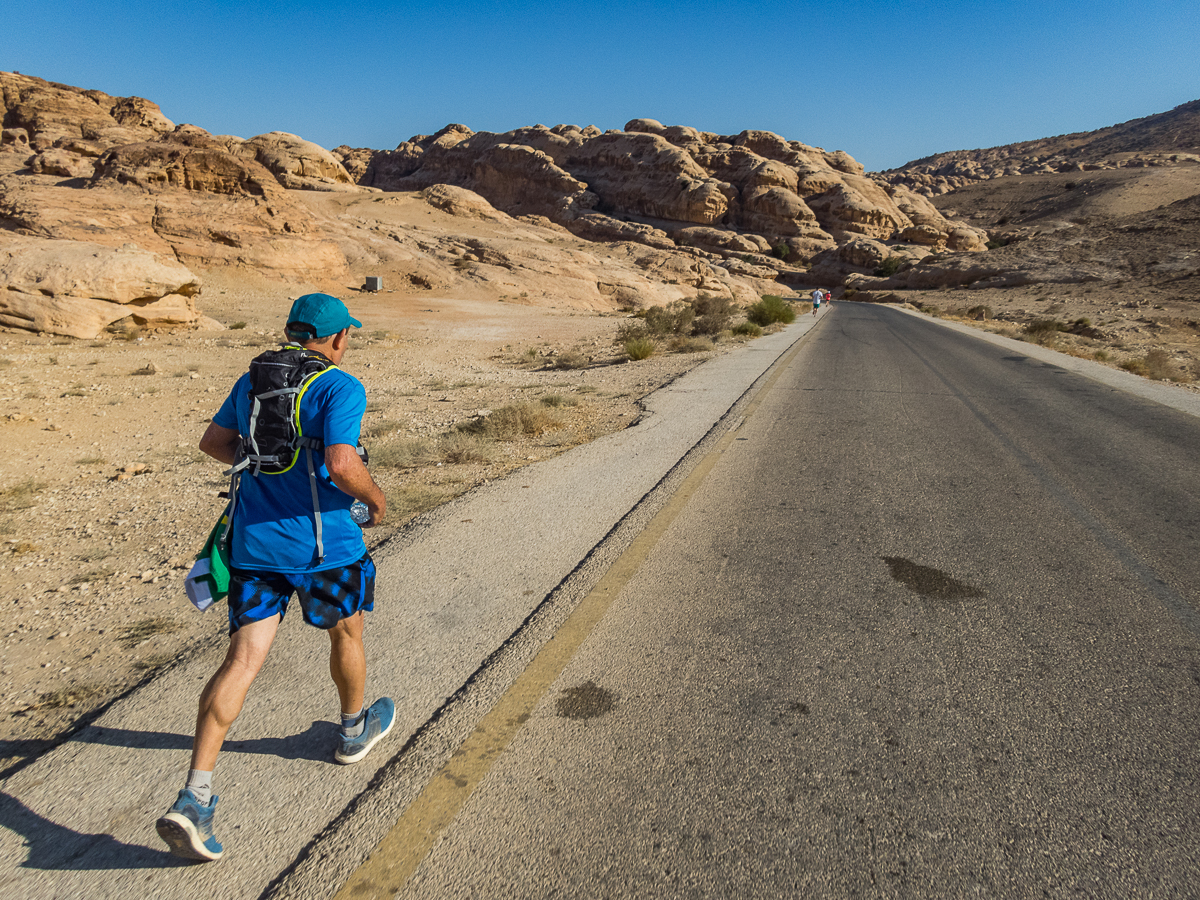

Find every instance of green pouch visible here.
[185,506,231,611]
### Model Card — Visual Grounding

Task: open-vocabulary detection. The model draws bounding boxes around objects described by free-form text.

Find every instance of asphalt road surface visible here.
[368,304,1200,898]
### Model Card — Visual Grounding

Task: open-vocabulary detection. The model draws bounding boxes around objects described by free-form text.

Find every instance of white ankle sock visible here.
[186,769,213,805]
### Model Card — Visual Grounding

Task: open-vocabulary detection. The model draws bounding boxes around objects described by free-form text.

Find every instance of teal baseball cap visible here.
[286,293,362,339]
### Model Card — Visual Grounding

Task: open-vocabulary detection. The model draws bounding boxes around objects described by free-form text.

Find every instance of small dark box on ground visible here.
[364,276,383,292]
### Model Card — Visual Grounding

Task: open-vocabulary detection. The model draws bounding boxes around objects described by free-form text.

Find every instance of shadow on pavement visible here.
[67,719,341,762]
[0,792,191,871]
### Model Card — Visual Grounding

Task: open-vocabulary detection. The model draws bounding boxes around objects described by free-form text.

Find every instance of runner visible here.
[155,293,390,862]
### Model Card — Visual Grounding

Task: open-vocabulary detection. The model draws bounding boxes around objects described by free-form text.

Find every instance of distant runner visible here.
[812,288,823,315]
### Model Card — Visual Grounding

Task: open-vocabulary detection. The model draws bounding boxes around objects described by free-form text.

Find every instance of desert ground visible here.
[0,261,774,772]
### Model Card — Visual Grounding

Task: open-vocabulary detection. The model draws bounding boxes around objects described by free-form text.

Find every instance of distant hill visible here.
[880,100,1200,195]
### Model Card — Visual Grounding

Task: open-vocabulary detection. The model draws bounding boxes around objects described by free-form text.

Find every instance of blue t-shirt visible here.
[214,364,368,573]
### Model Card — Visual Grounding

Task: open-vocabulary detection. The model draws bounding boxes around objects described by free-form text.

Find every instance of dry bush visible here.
[458,403,561,438]
[747,295,795,326]
[1145,348,1175,380]
[547,348,590,370]
[439,432,491,464]
[392,484,460,519]
[691,294,735,335]
[732,321,762,338]
[1,479,48,511]
[669,336,714,353]
[364,418,406,440]
[624,337,656,360]
[372,437,438,469]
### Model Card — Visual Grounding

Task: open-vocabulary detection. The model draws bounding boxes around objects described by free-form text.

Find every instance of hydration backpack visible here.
[223,344,365,562]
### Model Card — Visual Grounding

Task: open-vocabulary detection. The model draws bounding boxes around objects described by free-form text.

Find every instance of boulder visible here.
[422,184,508,220]
[239,131,357,191]
[0,235,201,337]
[30,148,94,179]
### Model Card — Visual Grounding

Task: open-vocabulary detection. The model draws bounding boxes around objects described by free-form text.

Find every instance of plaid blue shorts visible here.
[226,553,375,634]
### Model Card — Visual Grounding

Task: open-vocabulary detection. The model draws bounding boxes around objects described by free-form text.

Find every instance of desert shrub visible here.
[118,617,181,650]
[1094,350,1110,362]
[874,256,905,277]
[364,418,405,439]
[458,403,560,438]
[439,432,490,464]
[644,300,695,337]
[1073,317,1092,329]
[1026,319,1066,335]
[1120,358,1148,376]
[669,336,714,353]
[747,295,796,326]
[624,337,656,360]
[372,437,438,468]
[772,242,791,261]
[1145,348,1174,380]
[966,305,992,321]
[547,348,590,370]
[690,294,735,335]
[540,394,579,408]
[391,484,459,519]
[0,478,49,511]
[229,321,247,330]
[732,321,763,338]
[615,320,649,344]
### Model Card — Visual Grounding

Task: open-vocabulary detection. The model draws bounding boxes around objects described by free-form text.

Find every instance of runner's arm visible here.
[199,422,241,466]
[326,443,387,527]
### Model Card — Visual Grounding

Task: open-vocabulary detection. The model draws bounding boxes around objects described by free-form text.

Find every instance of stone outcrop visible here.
[421,184,507,220]
[0,72,174,151]
[340,117,982,269]
[0,235,202,337]
[237,132,356,191]
[0,77,350,301]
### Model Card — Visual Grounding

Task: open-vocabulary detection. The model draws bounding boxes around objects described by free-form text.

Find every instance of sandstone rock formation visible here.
[237,132,356,192]
[0,235,201,337]
[0,73,350,308]
[336,117,984,272]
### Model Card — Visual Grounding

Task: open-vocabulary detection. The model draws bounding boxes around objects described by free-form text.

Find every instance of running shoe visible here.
[156,789,223,861]
[335,697,395,764]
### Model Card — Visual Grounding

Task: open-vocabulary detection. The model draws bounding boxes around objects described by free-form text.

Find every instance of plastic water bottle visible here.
[350,500,370,526]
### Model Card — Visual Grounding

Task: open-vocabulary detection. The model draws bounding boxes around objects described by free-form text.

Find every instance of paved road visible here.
[373,304,1200,898]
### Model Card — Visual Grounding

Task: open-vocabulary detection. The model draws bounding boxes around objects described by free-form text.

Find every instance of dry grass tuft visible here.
[439,432,491,464]
[372,437,438,469]
[457,403,561,439]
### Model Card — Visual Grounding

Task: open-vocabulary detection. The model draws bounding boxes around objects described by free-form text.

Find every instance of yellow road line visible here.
[334,331,809,899]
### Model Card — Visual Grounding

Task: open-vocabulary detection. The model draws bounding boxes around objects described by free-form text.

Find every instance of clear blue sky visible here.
[6,0,1198,171]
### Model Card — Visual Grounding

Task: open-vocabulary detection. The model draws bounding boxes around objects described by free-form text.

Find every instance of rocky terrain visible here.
[878,98,1200,196]
[2,70,1199,771]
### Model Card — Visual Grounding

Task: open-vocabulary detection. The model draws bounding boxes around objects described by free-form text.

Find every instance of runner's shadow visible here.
[0,792,190,871]
[72,720,339,762]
